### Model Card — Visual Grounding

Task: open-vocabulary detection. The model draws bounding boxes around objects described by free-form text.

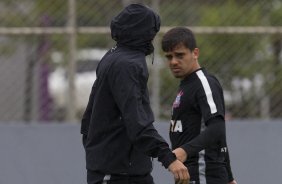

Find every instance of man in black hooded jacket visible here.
[81,4,190,184]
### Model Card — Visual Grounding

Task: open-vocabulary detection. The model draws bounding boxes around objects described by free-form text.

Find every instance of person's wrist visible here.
[174,147,187,162]
[163,152,177,168]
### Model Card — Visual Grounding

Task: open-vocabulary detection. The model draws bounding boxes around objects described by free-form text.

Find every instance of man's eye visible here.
[166,56,172,60]
[176,54,183,59]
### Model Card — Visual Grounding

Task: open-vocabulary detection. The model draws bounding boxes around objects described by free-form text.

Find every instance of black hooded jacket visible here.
[80,4,176,177]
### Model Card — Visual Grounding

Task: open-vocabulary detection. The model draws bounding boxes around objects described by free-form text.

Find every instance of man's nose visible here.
[170,57,178,65]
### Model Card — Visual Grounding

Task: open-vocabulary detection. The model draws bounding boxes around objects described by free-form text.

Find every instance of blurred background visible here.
[0,0,281,184]
[0,0,281,123]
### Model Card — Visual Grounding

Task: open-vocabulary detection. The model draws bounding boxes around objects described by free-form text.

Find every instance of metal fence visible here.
[0,0,281,123]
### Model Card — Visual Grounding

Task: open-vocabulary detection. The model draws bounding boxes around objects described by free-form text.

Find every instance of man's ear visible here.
[193,48,199,59]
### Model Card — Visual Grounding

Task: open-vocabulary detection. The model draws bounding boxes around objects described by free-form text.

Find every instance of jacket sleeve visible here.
[180,116,226,157]
[109,61,176,168]
[80,81,97,148]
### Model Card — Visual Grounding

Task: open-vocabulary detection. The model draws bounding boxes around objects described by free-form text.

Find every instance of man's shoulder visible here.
[185,69,223,97]
[196,69,222,86]
[112,50,145,67]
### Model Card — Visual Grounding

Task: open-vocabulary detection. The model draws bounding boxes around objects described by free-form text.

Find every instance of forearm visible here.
[225,147,234,182]
[133,124,176,168]
[181,116,226,157]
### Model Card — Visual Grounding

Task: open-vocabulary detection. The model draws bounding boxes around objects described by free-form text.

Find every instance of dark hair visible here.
[161,27,197,52]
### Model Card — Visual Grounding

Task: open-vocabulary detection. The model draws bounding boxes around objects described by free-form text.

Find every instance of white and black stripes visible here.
[198,150,207,184]
[196,70,217,114]
[196,70,216,183]
[198,120,207,184]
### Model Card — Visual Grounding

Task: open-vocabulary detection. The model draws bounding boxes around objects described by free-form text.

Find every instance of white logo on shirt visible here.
[221,147,227,152]
[170,120,183,132]
[173,90,183,108]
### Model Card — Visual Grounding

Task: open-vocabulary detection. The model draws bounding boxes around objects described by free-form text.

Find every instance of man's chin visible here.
[173,74,183,79]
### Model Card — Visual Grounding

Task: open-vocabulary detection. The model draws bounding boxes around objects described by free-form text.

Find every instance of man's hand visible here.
[168,159,190,184]
[173,148,187,163]
[229,180,237,184]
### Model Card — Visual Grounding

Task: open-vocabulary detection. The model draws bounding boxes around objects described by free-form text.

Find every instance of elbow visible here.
[208,120,226,144]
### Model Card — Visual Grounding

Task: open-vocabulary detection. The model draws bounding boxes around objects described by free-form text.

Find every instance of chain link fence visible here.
[0,0,281,123]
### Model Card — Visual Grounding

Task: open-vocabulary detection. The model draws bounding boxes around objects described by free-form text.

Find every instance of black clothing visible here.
[87,170,154,184]
[81,4,176,184]
[170,68,234,184]
[111,3,160,56]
